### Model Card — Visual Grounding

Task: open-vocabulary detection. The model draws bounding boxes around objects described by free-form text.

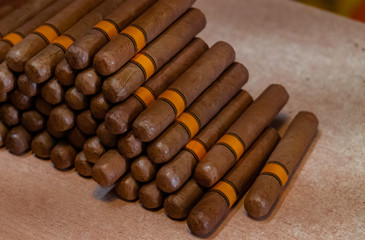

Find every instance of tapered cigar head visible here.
[31,130,56,159]
[0,62,16,93]
[83,136,105,164]
[118,132,144,159]
[68,127,88,149]
[77,110,98,135]
[139,180,165,210]
[48,104,75,132]
[51,141,77,170]
[96,122,117,148]
[0,121,8,147]
[41,78,64,105]
[131,156,157,183]
[0,91,8,102]
[90,93,110,120]
[55,59,77,86]
[17,74,38,97]
[21,110,45,132]
[65,87,89,110]
[75,151,93,178]
[0,103,20,127]
[5,126,32,155]
[35,96,53,116]
[75,67,101,95]
[92,150,128,186]
[115,173,140,201]
[10,89,33,110]
[46,121,66,139]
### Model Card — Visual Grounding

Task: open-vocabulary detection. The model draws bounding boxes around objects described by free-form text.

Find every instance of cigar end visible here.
[156,167,181,193]
[194,163,219,188]
[164,195,187,220]
[6,52,26,73]
[147,141,171,164]
[25,59,49,84]
[102,78,126,103]
[0,63,16,93]
[105,112,128,135]
[65,45,90,70]
[93,52,117,76]
[244,192,271,219]
[92,164,111,187]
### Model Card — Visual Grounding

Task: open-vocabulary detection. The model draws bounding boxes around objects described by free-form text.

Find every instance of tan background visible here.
[1,0,365,239]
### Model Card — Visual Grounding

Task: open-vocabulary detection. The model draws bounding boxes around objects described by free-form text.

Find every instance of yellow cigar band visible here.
[33,24,60,44]
[120,24,147,52]
[217,133,245,160]
[211,180,239,208]
[93,19,120,41]
[176,112,201,139]
[133,86,156,109]
[158,89,186,117]
[260,162,289,188]
[2,32,24,46]
[130,52,157,80]
[184,139,207,162]
[52,34,75,52]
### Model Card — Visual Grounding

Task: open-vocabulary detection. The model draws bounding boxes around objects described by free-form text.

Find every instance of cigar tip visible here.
[25,60,47,84]
[92,164,111,187]
[66,46,89,70]
[164,195,186,220]
[147,141,170,164]
[244,192,271,219]
[105,113,127,135]
[298,111,319,126]
[0,64,16,92]
[102,78,125,103]
[194,163,218,188]
[94,52,116,76]
[187,210,211,237]
[6,51,25,72]
[156,168,180,193]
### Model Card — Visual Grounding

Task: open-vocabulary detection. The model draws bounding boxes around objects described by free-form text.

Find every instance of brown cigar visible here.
[6,0,104,72]
[40,78,64,105]
[31,130,56,159]
[118,131,145,159]
[48,104,75,132]
[0,90,8,102]
[102,8,206,103]
[130,155,157,183]
[21,110,45,132]
[94,0,196,76]
[133,41,235,142]
[75,151,93,177]
[90,93,110,120]
[245,112,318,219]
[46,120,66,139]
[65,87,89,110]
[115,173,140,201]
[66,0,156,70]
[0,103,20,127]
[187,128,280,237]
[75,67,101,95]
[139,180,165,210]
[194,84,289,187]
[51,140,77,170]
[164,179,204,220]
[5,126,32,155]
[0,61,17,94]
[17,74,38,97]
[96,122,117,148]
[35,95,52,116]
[77,110,98,135]
[55,59,77,86]
[67,126,88,149]
[148,63,248,164]
[9,89,34,110]
[105,38,207,135]
[157,90,253,193]
[83,136,105,163]
[92,149,128,186]
[0,121,8,147]
[0,5,14,19]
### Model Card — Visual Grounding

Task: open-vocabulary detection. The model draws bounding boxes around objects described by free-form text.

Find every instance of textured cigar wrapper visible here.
[133,86,157,109]
[2,32,24,46]
[92,19,120,41]
[183,139,208,163]
[33,24,61,44]
[260,161,289,188]
[130,52,157,80]
[210,179,239,208]
[176,112,201,139]
[216,133,246,160]
[52,34,76,52]
[120,24,147,52]
[158,88,187,117]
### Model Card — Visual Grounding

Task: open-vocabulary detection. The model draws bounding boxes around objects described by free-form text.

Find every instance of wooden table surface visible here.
[1,0,364,239]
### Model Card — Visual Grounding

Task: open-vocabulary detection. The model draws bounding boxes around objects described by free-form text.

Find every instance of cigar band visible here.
[2,32,24,46]
[52,34,76,52]
[176,112,201,139]
[158,88,187,117]
[133,85,157,109]
[216,133,246,160]
[184,138,208,162]
[260,161,289,188]
[130,52,157,80]
[120,24,147,52]
[92,19,120,41]
[210,179,240,208]
[33,24,61,44]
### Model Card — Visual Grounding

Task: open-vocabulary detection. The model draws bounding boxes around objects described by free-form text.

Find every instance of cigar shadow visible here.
[93,185,119,202]
[270,113,289,135]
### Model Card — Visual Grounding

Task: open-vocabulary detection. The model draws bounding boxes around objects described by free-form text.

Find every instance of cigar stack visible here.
[0,0,319,237]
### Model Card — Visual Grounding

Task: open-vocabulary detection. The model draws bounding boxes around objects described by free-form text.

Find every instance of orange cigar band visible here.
[184,139,208,162]
[33,24,60,44]
[52,34,75,52]
[217,133,245,160]
[2,32,24,46]
[133,85,157,109]
[210,180,239,208]
[93,19,120,41]
[176,112,201,139]
[158,88,186,117]
[130,52,157,80]
[260,161,289,188]
[120,24,147,52]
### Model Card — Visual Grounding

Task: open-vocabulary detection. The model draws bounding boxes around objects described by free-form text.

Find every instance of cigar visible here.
[46,120,67,139]
[139,180,165,210]
[9,89,34,110]
[187,128,280,237]
[55,59,77,86]
[94,0,196,76]
[130,155,157,183]
[96,122,117,148]
[102,8,206,103]
[0,61,17,94]
[0,5,14,19]
[48,104,75,132]
[245,112,319,219]
[118,131,145,159]
[105,38,208,135]
[194,84,289,187]
[66,0,156,70]
[5,126,32,155]
[50,140,77,170]
[21,110,45,132]
[0,121,8,147]
[75,151,94,177]
[17,74,38,97]
[164,179,204,220]
[0,90,8,103]
[83,136,105,163]
[0,103,20,127]
[148,63,248,164]
[77,110,98,135]
[31,130,56,159]
[25,0,123,84]
[68,127,88,149]
[92,149,128,186]
[90,93,110,120]
[6,0,104,72]
[156,90,253,193]
[35,95,52,116]
[133,41,235,142]
[115,173,140,201]
[75,67,101,95]
[65,87,89,110]
[40,77,64,105]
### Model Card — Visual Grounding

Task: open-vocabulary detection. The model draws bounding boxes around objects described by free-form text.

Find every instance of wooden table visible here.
[1,0,364,239]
